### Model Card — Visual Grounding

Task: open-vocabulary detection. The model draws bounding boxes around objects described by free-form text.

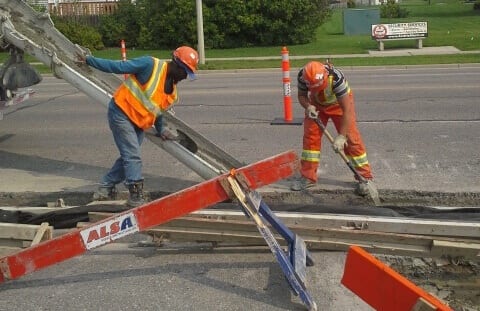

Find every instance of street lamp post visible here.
[195,0,205,65]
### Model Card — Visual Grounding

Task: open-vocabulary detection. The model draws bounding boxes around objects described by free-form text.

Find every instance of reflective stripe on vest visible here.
[113,59,178,129]
[312,76,351,106]
[123,58,163,117]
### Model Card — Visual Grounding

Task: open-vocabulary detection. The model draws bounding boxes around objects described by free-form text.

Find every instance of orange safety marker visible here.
[0,150,298,283]
[341,246,453,311]
[281,46,293,121]
[120,39,128,80]
[270,46,303,126]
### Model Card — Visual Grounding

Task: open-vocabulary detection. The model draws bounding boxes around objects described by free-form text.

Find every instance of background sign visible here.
[372,22,428,39]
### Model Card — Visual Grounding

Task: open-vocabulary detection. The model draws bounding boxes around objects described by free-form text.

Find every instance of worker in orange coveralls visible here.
[291,61,376,196]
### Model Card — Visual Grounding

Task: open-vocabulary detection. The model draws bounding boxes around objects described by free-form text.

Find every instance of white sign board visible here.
[371,22,428,39]
[80,212,139,250]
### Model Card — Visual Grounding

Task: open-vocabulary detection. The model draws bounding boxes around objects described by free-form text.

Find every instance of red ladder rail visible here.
[0,150,299,283]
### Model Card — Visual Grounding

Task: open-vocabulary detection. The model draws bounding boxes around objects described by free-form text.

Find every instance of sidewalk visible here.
[205,46,479,61]
[24,46,479,68]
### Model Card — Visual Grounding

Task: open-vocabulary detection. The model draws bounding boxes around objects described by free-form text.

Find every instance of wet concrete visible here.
[1,187,479,210]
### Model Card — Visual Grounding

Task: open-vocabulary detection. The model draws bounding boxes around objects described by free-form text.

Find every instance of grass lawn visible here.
[75,0,480,69]
[2,0,479,71]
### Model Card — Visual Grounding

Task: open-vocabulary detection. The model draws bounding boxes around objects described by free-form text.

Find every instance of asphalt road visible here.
[1,64,479,195]
[0,64,479,311]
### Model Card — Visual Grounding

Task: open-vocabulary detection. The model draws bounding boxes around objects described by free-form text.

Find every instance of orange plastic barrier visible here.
[270,47,303,125]
[281,46,293,121]
[120,39,128,80]
[341,246,452,311]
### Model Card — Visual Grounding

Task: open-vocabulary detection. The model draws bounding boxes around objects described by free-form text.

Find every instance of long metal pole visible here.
[195,0,205,65]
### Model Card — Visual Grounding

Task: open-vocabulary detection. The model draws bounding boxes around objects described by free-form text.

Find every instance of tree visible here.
[99,0,141,48]
[97,0,331,49]
[136,0,197,49]
[203,0,331,48]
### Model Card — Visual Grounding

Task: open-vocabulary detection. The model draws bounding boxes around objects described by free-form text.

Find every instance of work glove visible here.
[74,46,91,66]
[306,105,318,119]
[154,115,178,141]
[333,134,347,153]
[160,128,179,141]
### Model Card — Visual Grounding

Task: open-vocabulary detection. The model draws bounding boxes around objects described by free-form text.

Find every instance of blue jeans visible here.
[100,100,144,187]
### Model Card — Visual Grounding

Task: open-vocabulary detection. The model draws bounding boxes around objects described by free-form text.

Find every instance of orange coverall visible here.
[298,66,373,183]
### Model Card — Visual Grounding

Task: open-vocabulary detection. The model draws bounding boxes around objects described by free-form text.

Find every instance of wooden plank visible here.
[148,228,268,246]
[88,211,124,223]
[0,239,26,248]
[0,206,69,214]
[0,223,45,240]
[186,210,480,239]
[89,213,260,232]
[91,210,480,240]
[431,240,480,259]
[0,222,53,255]
[87,200,127,206]
[89,211,480,259]
[145,226,431,257]
[76,222,91,228]
[0,247,22,257]
[157,217,478,252]
[30,223,52,246]
[293,228,480,260]
[145,222,480,259]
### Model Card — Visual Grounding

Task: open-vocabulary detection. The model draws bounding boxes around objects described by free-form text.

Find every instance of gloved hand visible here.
[159,127,179,141]
[74,52,87,66]
[333,135,347,153]
[154,115,163,136]
[74,47,91,66]
[306,105,318,119]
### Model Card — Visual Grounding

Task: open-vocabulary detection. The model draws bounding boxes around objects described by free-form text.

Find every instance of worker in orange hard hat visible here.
[77,46,199,207]
[291,60,376,196]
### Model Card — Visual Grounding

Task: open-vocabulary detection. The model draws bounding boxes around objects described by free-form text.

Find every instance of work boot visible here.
[290,177,316,191]
[355,180,376,197]
[127,181,145,207]
[92,185,117,201]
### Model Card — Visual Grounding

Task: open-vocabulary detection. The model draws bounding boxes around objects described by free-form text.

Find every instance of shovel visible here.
[313,118,381,206]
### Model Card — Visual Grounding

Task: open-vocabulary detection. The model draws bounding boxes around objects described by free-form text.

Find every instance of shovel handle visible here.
[314,118,335,143]
[313,118,366,183]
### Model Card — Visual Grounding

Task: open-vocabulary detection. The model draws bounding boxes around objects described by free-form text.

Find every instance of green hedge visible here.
[94,0,330,50]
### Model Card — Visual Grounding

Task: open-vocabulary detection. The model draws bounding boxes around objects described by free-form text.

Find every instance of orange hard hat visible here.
[302,61,328,90]
[172,46,199,80]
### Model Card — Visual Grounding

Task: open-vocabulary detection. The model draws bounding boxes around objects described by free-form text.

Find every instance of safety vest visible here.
[113,58,177,129]
[310,75,338,106]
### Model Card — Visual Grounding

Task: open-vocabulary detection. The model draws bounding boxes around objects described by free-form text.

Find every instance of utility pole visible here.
[195,0,205,65]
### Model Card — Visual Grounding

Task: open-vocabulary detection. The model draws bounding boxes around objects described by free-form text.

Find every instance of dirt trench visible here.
[383,255,480,311]
[1,189,479,310]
